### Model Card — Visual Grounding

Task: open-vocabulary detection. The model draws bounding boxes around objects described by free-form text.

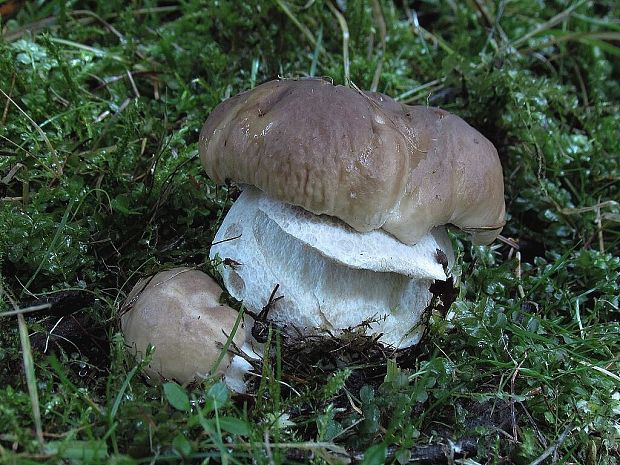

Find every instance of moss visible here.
[1,0,619,462]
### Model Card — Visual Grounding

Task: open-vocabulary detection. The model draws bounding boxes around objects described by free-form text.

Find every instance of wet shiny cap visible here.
[199,78,505,244]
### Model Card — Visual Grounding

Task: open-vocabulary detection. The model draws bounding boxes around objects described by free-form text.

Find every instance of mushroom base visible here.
[210,188,454,349]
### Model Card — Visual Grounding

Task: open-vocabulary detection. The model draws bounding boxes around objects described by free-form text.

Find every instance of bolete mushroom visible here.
[121,267,251,391]
[200,78,505,348]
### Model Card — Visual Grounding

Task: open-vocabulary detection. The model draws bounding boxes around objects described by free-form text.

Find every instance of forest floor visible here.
[1,1,619,464]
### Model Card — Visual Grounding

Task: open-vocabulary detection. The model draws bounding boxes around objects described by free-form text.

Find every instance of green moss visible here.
[1,0,618,463]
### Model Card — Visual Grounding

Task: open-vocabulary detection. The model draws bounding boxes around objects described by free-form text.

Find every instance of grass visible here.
[1,0,619,463]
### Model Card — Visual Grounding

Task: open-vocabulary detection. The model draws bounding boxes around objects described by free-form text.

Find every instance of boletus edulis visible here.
[200,78,505,348]
[121,268,251,392]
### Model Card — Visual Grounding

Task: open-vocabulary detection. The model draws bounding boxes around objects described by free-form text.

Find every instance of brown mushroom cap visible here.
[121,268,245,385]
[199,78,505,245]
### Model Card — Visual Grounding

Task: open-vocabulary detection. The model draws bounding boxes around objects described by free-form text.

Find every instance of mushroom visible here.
[121,267,252,392]
[200,78,505,348]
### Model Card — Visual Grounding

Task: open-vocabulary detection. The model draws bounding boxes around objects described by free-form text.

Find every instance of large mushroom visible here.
[200,78,505,348]
[121,267,251,392]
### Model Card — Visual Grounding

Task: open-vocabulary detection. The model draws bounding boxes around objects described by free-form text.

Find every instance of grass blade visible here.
[1,281,45,447]
[327,1,350,86]
[17,312,45,447]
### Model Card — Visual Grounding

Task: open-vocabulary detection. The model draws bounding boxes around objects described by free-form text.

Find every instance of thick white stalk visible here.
[211,188,454,349]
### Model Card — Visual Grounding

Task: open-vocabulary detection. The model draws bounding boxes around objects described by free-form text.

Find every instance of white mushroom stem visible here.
[210,187,455,349]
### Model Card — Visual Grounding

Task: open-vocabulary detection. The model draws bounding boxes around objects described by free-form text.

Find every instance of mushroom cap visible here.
[121,267,245,385]
[200,78,505,245]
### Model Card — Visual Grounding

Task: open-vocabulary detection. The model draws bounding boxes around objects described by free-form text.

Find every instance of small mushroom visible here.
[120,267,251,392]
[200,78,505,348]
